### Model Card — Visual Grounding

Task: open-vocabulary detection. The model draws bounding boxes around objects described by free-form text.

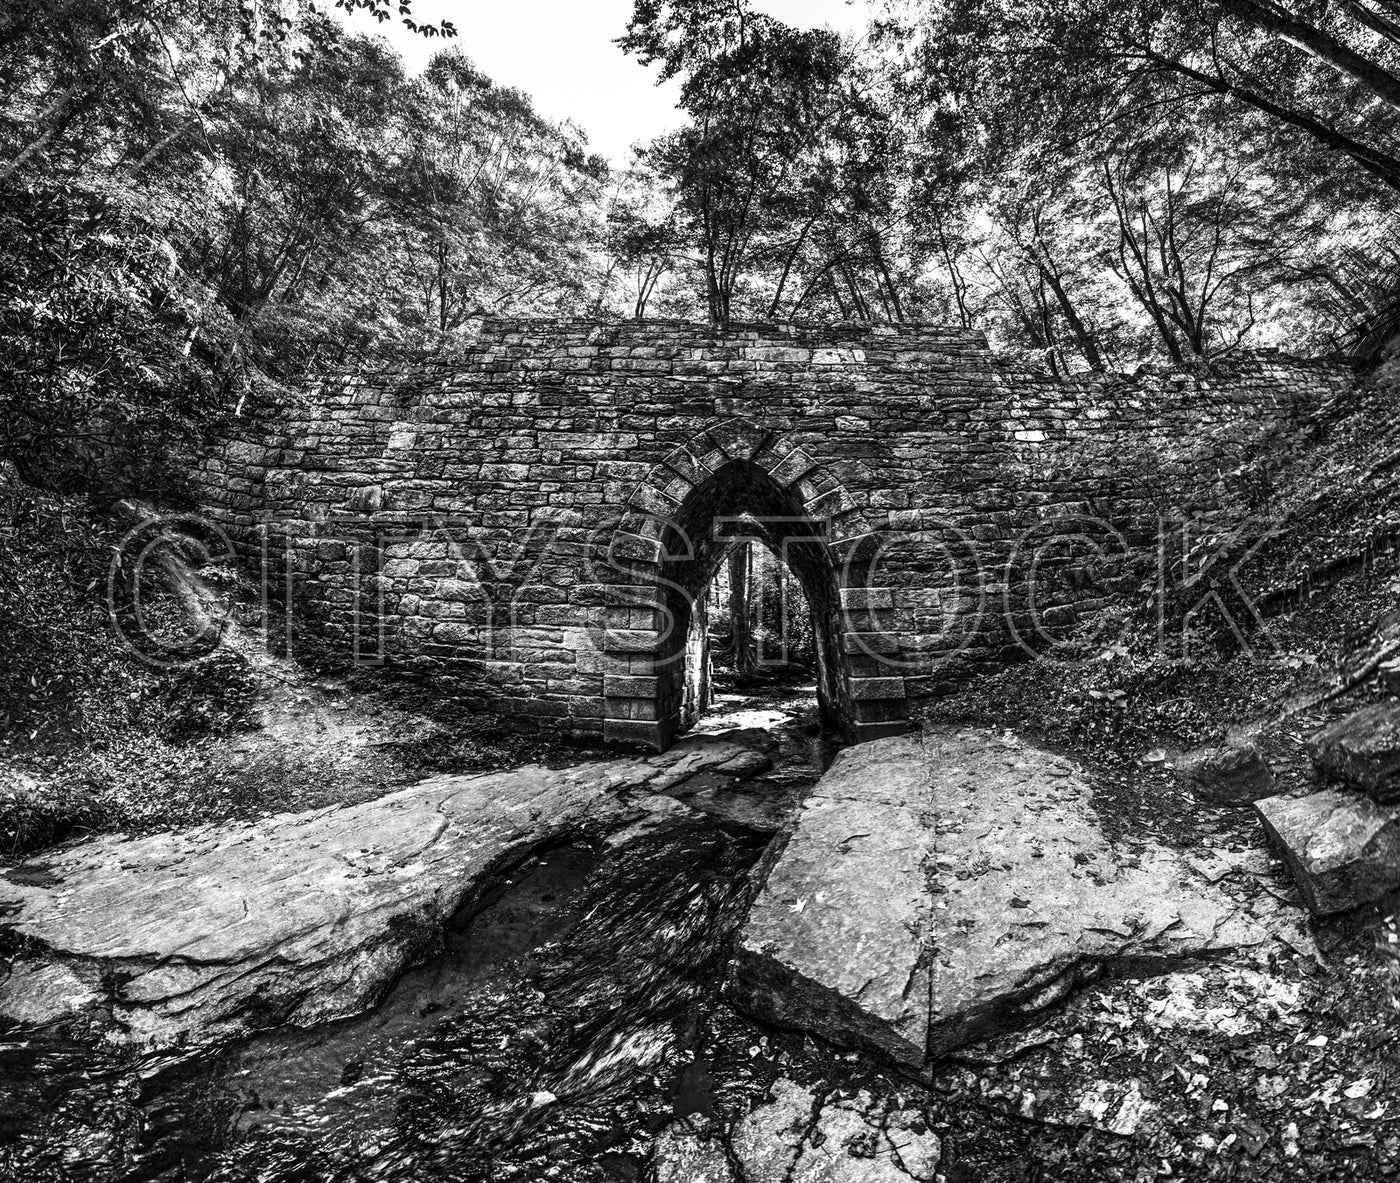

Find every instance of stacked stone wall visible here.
[192,318,1353,747]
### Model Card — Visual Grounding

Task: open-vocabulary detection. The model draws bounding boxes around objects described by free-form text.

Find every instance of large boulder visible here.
[1177,739,1276,805]
[732,729,1278,1066]
[1255,788,1400,915]
[1307,701,1400,801]
[730,739,935,1064]
[0,733,770,1046]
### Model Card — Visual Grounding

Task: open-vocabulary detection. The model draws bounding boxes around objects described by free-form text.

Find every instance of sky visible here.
[334,0,871,166]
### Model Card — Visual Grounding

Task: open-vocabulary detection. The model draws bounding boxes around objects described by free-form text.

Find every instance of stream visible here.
[0,692,836,1182]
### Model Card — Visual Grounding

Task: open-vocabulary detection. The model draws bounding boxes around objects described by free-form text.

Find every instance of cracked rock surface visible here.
[656,1078,941,1182]
[0,733,770,1046]
[732,728,1301,1066]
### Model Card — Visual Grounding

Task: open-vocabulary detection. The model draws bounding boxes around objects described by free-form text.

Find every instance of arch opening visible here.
[705,538,816,693]
[648,459,855,747]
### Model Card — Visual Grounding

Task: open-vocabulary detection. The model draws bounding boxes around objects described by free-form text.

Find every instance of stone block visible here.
[766,447,819,488]
[838,587,895,610]
[1308,702,1400,801]
[625,482,681,518]
[602,628,662,654]
[603,675,659,698]
[842,631,902,657]
[609,532,663,565]
[603,718,664,749]
[849,676,907,701]
[1256,788,1400,915]
[1177,739,1277,805]
[709,419,771,459]
[604,696,658,721]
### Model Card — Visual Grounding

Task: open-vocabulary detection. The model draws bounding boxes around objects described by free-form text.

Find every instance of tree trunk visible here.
[776,555,790,665]
[728,542,756,681]
[1141,47,1400,192]
[1035,253,1106,370]
[1220,0,1400,115]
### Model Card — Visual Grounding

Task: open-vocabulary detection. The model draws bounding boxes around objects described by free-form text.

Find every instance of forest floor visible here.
[638,533,1400,1183]
[895,364,1400,1179]
[0,616,598,863]
[6,571,1400,1181]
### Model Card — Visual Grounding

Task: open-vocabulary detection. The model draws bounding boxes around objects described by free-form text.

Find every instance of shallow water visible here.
[0,694,835,1183]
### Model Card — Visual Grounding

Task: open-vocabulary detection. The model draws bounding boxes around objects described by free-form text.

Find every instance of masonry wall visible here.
[193,318,1353,747]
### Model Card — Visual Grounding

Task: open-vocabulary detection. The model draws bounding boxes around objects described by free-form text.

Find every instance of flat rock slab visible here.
[1308,701,1400,801]
[732,739,936,1063]
[0,734,770,1046]
[732,729,1279,1067]
[1256,787,1400,914]
[656,1079,940,1183]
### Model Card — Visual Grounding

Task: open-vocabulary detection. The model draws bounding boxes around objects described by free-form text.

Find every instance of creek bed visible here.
[0,691,836,1182]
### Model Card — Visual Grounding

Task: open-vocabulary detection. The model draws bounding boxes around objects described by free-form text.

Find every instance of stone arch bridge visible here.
[196,319,1348,749]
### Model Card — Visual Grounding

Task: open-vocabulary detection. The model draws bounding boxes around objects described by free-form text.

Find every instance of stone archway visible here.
[602,420,911,749]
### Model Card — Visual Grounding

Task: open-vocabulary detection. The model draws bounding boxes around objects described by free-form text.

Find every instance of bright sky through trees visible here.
[332,0,868,165]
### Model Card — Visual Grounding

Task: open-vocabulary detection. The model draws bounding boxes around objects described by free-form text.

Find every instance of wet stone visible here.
[0,733,773,1047]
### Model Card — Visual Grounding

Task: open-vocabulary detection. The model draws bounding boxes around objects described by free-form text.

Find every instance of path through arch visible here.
[601,424,911,749]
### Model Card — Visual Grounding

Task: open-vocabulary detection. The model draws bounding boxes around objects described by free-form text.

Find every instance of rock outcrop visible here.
[1256,787,1400,914]
[732,729,1283,1067]
[1178,739,1277,805]
[0,734,770,1046]
[1308,701,1400,801]
[731,739,935,1064]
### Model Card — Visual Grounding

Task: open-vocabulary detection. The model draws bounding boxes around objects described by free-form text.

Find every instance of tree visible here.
[597,165,693,319]
[890,0,1400,196]
[0,182,222,497]
[623,1,897,324]
[0,2,622,498]
[386,49,610,329]
[871,0,1400,361]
